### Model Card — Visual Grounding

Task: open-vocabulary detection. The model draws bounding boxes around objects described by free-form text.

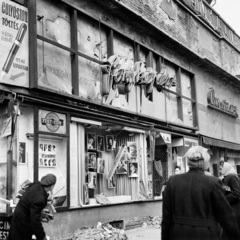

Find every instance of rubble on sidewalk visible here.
[71,222,129,240]
[143,216,161,228]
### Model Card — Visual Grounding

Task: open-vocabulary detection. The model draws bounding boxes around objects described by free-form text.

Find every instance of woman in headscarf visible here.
[161,146,240,240]
[221,162,240,232]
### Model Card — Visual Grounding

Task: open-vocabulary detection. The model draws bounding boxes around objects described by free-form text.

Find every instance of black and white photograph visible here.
[88,172,97,189]
[106,135,114,151]
[87,152,97,170]
[128,162,138,178]
[19,142,26,164]
[116,154,128,174]
[97,158,105,174]
[97,135,104,151]
[127,142,137,158]
[107,174,116,189]
[83,183,89,205]
[87,132,96,150]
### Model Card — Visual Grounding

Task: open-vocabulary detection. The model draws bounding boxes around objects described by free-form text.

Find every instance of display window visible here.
[153,131,171,199]
[70,117,152,207]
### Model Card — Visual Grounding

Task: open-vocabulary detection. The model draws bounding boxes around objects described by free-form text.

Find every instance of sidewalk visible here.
[126,227,161,240]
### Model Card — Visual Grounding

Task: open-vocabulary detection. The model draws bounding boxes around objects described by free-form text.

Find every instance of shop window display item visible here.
[97,135,104,151]
[127,142,137,160]
[97,158,105,174]
[39,143,56,167]
[128,162,138,178]
[87,152,97,170]
[116,153,128,174]
[106,135,114,151]
[83,183,89,205]
[108,174,116,188]
[19,142,26,164]
[87,132,96,150]
[88,172,97,189]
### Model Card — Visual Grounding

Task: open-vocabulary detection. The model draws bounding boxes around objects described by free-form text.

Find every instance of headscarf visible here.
[184,146,210,170]
[221,162,237,177]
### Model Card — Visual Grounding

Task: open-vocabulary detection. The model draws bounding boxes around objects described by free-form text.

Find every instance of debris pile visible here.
[71,222,129,240]
[143,216,161,228]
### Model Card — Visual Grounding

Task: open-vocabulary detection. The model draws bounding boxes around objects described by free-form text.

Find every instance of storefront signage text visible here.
[179,0,240,50]
[0,0,29,87]
[184,137,198,147]
[207,88,238,118]
[0,219,10,240]
[160,132,171,144]
[41,112,64,132]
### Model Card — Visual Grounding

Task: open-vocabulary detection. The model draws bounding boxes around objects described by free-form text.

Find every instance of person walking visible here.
[161,146,240,240]
[220,162,240,237]
[8,174,57,240]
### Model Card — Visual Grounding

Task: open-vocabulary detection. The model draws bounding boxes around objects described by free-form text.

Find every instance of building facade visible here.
[1,0,240,238]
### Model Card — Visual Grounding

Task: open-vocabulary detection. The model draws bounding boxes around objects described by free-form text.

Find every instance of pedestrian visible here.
[161,146,240,240]
[174,165,181,174]
[220,162,240,234]
[8,174,57,240]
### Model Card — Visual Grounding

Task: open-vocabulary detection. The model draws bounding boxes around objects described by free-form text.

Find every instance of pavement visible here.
[126,227,161,240]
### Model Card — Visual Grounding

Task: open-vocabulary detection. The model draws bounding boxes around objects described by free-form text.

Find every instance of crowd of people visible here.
[162,146,240,240]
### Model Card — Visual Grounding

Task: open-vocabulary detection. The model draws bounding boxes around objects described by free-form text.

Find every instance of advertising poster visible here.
[39,143,56,167]
[0,0,29,87]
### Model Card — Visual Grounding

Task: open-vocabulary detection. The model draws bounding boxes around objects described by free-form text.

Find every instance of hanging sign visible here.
[0,0,29,87]
[39,110,66,134]
[184,138,198,147]
[160,132,171,144]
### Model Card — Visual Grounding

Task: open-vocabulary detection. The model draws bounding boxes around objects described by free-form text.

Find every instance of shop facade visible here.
[1,0,240,238]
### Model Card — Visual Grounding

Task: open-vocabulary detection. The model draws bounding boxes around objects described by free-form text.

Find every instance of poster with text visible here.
[0,0,29,87]
[39,143,56,167]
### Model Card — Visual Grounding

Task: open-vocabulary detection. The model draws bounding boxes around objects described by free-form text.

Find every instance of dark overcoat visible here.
[223,174,240,228]
[161,168,240,240]
[8,182,47,240]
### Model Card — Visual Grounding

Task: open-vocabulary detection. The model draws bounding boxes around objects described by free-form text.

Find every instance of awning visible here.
[202,136,240,151]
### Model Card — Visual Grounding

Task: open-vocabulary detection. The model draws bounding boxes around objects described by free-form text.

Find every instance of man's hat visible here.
[40,174,57,187]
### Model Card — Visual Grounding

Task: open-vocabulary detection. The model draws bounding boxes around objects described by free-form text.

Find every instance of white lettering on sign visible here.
[207,88,238,117]
[160,132,171,144]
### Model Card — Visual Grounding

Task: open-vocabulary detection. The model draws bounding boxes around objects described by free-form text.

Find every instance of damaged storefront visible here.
[0,0,213,238]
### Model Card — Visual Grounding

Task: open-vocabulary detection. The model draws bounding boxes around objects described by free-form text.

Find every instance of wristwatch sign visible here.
[0,0,29,87]
[39,110,66,134]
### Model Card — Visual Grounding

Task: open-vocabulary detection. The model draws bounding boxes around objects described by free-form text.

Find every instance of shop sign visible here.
[178,0,239,49]
[184,138,198,147]
[39,110,66,134]
[207,88,238,118]
[0,217,11,240]
[160,132,171,144]
[0,0,29,87]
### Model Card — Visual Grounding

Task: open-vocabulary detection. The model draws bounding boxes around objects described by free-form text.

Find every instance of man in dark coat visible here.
[162,146,240,240]
[8,174,57,240]
[220,162,240,239]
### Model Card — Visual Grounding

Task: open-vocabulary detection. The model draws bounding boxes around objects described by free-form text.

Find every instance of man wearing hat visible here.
[161,146,240,240]
[8,174,57,240]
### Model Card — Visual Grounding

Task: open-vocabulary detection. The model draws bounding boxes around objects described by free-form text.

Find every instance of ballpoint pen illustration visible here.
[0,23,27,81]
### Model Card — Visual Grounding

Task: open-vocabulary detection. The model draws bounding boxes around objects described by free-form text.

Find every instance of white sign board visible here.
[160,132,171,144]
[184,137,198,147]
[0,0,29,87]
